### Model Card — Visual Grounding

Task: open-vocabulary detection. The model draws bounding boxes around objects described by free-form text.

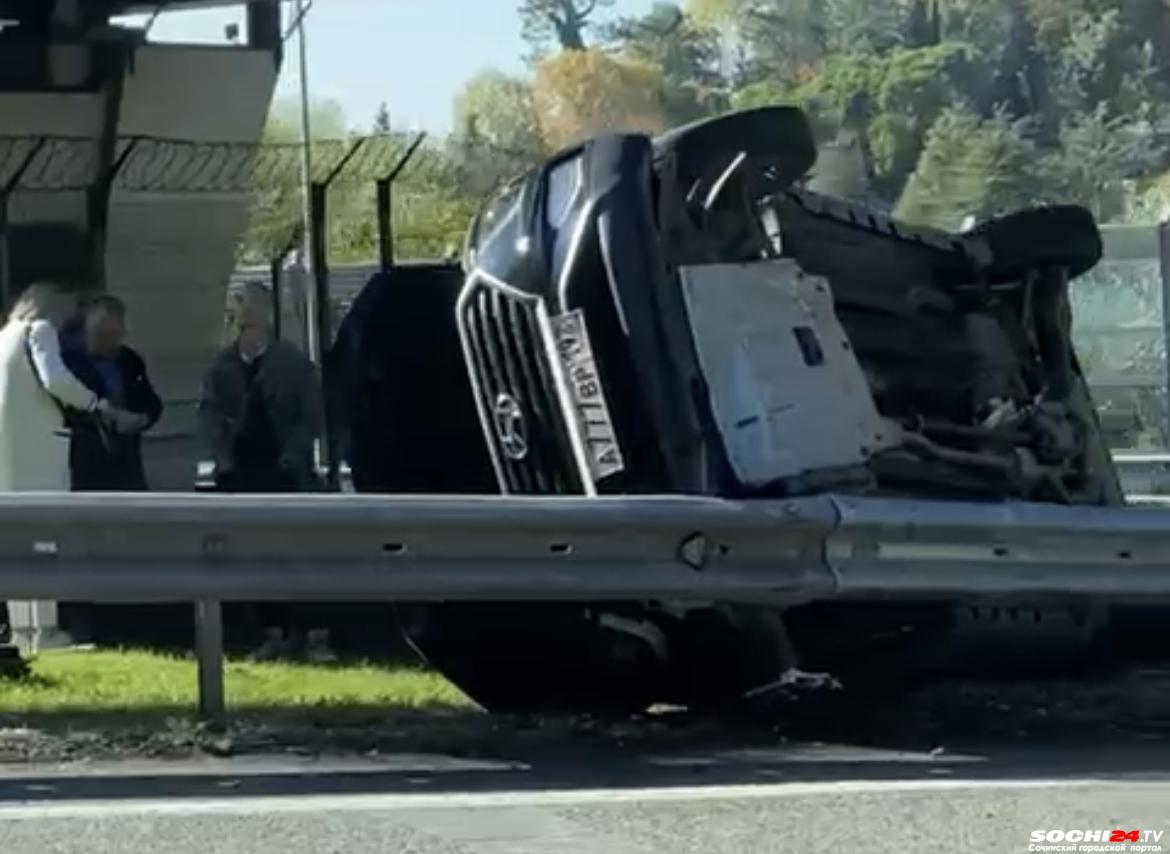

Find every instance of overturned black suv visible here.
[333,106,1122,712]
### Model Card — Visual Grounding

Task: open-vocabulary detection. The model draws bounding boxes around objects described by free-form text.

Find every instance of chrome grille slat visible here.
[504,297,559,492]
[474,288,531,493]
[487,289,539,493]
[459,279,580,494]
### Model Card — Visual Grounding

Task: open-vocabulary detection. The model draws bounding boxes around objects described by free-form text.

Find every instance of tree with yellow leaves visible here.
[533,49,668,151]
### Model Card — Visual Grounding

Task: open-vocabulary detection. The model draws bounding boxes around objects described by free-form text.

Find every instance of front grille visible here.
[459,279,583,494]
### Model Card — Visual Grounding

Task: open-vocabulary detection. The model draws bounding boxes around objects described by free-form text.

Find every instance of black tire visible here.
[969,205,1102,284]
[396,603,663,714]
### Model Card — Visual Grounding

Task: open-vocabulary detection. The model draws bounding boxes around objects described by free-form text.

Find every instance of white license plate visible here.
[552,310,625,481]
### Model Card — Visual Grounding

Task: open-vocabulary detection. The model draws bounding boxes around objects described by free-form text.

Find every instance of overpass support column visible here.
[248,2,283,66]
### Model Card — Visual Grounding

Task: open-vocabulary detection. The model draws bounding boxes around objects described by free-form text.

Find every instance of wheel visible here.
[969,206,1102,283]
[396,603,664,714]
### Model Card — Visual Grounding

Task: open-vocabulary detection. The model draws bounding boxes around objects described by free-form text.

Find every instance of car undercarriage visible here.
[333,105,1127,712]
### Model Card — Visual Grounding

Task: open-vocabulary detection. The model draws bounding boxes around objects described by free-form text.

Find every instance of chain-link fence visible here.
[0,132,436,193]
[0,129,541,329]
[1072,224,1170,452]
[0,130,536,262]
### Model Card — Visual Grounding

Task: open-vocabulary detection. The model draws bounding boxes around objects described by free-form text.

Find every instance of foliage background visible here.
[238,0,1170,446]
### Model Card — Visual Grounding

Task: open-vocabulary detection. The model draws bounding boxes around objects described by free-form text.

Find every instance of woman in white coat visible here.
[0,283,133,489]
[0,283,126,491]
[0,283,131,652]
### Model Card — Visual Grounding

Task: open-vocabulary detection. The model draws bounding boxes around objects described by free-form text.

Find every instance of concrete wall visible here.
[0,91,104,244]
[105,44,278,489]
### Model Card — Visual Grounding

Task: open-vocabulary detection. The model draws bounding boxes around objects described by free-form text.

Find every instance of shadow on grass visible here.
[0,672,58,690]
[0,698,729,760]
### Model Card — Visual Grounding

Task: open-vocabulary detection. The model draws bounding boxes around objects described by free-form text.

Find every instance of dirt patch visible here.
[0,666,1166,764]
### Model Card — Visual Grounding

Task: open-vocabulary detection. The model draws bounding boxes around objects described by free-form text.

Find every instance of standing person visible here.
[0,283,130,652]
[0,283,126,491]
[198,281,334,662]
[63,294,163,491]
[200,282,322,493]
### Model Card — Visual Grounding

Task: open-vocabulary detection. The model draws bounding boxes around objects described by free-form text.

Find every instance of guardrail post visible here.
[194,600,226,725]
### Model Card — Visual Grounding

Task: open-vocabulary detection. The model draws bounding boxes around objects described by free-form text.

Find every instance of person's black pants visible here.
[216,465,325,645]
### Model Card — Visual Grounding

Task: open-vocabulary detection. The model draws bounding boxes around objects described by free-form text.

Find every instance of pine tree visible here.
[373,102,391,134]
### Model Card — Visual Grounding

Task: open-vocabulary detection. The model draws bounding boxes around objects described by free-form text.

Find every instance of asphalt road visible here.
[1,743,1169,854]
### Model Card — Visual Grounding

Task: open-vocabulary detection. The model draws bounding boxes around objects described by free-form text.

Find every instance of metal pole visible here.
[309,181,330,363]
[308,182,339,489]
[0,196,10,312]
[376,177,392,272]
[1159,221,1170,446]
[194,600,225,725]
[374,132,426,273]
[272,224,303,348]
[0,137,48,307]
[309,138,366,490]
[295,0,314,346]
[89,136,140,294]
[269,253,283,342]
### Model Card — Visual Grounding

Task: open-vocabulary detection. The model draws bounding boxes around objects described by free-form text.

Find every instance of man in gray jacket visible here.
[199,282,334,662]
[199,282,322,493]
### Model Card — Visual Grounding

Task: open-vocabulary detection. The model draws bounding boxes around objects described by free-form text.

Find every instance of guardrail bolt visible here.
[202,535,227,560]
[678,532,709,571]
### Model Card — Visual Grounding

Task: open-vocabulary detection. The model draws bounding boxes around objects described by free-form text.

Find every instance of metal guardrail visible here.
[1113,452,1170,495]
[827,495,1170,598]
[0,493,830,604]
[5,492,1170,720]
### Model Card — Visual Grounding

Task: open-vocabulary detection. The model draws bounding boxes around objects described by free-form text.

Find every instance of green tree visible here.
[450,71,544,194]
[373,102,391,134]
[263,96,347,142]
[727,0,1170,221]
[734,0,830,83]
[895,106,1037,229]
[453,71,542,155]
[823,0,904,54]
[240,97,350,263]
[1034,106,1162,220]
[736,42,979,195]
[532,49,668,150]
[904,0,941,48]
[605,3,727,123]
[687,0,741,29]
[716,0,910,84]
[519,0,614,53]
[606,3,721,86]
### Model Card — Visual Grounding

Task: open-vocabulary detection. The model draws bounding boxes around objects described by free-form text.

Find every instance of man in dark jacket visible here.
[63,294,162,491]
[56,294,162,645]
[200,282,322,493]
[200,281,333,662]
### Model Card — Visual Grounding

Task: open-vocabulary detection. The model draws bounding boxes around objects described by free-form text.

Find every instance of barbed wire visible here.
[0,136,103,191]
[4,129,1134,214]
[0,132,506,194]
